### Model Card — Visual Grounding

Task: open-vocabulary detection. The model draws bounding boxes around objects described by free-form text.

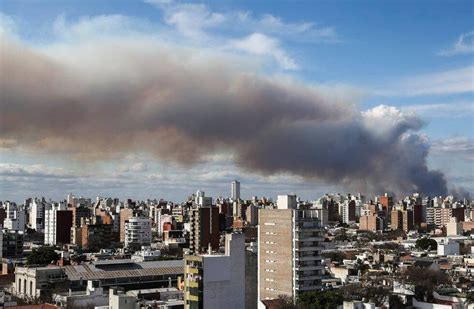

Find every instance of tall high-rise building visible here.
[446,217,462,236]
[29,198,48,232]
[327,200,339,222]
[81,219,114,251]
[2,230,24,258]
[245,204,259,226]
[184,233,245,309]
[67,193,77,207]
[391,210,402,231]
[341,200,356,224]
[189,207,220,254]
[195,190,212,207]
[120,208,134,243]
[231,180,241,201]
[4,202,26,232]
[402,209,414,232]
[379,194,393,212]
[157,213,173,237]
[233,201,242,219]
[391,209,413,232]
[124,216,152,250]
[359,214,383,232]
[426,207,465,226]
[413,204,424,226]
[70,205,91,228]
[45,202,73,245]
[69,205,92,246]
[258,201,323,303]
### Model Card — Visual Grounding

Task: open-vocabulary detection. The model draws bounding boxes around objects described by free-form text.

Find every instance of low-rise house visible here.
[14,266,67,301]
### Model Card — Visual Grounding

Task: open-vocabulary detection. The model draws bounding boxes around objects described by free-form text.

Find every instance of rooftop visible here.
[64,260,183,281]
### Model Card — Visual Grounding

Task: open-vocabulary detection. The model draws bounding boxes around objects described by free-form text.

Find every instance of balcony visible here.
[295,275,323,281]
[295,265,324,271]
[295,226,321,232]
[186,266,200,274]
[294,245,323,251]
[188,280,199,288]
[295,255,323,261]
[297,284,323,292]
[295,235,324,241]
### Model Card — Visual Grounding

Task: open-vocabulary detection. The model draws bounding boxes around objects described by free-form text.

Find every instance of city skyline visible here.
[1,0,473,201]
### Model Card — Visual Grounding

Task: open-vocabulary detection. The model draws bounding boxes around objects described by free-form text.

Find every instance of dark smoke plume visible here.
[0,33,448,196]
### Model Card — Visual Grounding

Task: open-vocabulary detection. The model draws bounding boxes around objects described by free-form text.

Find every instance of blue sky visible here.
[0,0,473,202]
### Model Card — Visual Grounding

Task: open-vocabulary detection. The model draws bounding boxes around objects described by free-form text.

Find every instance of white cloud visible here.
[362,105,422,138]
[0,12,17,37]
[0,163,75,179]
[118,162,148,173]
[229,33,298,70]
[438,30,474,56]
[401,101,474,118]
[145,1,339,44]
[376,65,474,97]
[162,3,226,40]
[144,0,174,5]
[431,137,474,161]
[238,13,338,43]
[0,161,339,203]
[52,14,154,40]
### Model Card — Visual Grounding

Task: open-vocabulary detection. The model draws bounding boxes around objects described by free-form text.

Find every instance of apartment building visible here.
[124,216,152,250]
[258,198,323,303]
[45,203,72,246]
[189,207,220,254]
[184,233,245,309]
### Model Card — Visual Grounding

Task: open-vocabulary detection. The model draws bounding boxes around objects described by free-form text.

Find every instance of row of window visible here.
[265,232,277,235]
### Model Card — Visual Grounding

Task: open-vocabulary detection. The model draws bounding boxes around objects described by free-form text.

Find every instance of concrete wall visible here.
[245,250,257,309]
[202,233,245,309]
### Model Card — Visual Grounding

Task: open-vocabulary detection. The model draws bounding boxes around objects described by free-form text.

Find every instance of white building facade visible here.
[184,233,245,309]
[44,202,67,245]
[231,180,241,201]
[124,217,152,249]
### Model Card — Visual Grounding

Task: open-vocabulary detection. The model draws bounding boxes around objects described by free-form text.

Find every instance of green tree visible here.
[26,246,60,266]
[402,266,450,302]
[389,295,404,309]
[464,292,474,307]
[275,295,297,309]
[297,290,343,309]
[415,237,437,250]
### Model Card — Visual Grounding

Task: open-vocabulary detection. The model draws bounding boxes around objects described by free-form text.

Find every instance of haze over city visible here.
[0,1,473,201]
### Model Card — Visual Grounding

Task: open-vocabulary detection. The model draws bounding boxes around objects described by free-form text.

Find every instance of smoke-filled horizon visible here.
[0,33,448,197]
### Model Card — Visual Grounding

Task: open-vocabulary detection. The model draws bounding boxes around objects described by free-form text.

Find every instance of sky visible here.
[0,0,473,203]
